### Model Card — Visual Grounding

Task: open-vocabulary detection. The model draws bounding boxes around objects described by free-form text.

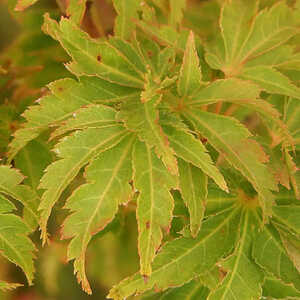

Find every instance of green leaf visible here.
[240,66,300,100]
[137,21,189,52]
[108,206,241,299]
[236,2,298,65]
[188,79,286,130]
[178,159,207,237]
[0,214,36,285]
[273,206,300,235]
[113,0,141,40]
[219,0,258,68]
[169,0,186,27]
[279,230,300,273]
[185,110,277,215]
[163,125,227,191]
[208,211,264,300]
[15,139,52,190]
[0,166,39,230]
[244,45,295,68]
[189,79,261,106]
[43,15,145,88]
[0,194,16,213]
[178,31,202,97]
[263,276,300,299]
[38,125,128,244]
[252,221,300,291]
[118,96,178,175]
[0,281,22,292]
[15,0,38,11]
[66,0,87,24]
[207,1,298,75]
[142,280,209,300]
[0,167,36,286]
[284,97,300,150]
[133,140,176,277]
[205,187,237,217]
[61,134,135,294]
[8,77,138,160]
[198,266,222,290]
[50,104,117,140]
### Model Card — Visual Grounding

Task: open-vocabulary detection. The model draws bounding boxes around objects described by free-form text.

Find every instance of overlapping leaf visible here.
[169,0,186,27]
[178,159,207,237]
[118,94,178,175]
[208,211,264,300]
[39,124,128,244]
[108,206,241,299]
[205,0,300,99]
[8,77,138,160]
[185,110,277,215]
[61,134,135,294]
[0,166,36,286]
[113,0,141,40]
[4,0,300,297]
[43,15,145,88]
[141,280,208,300]
[163,125,227,191]
[253,220,300,291]
[263,276,300,299]
[0,166,39,230]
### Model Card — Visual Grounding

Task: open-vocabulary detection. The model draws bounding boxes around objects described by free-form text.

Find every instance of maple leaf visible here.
[61,134,135,294]
[4,1,299,297]
[207,211,264,300]
[0,166,36,286]
[205,0,300,99]
[108,206,241,299]
[133,140,177,277]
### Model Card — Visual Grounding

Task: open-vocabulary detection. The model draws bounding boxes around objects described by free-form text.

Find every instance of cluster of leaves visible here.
[0,0,300,299]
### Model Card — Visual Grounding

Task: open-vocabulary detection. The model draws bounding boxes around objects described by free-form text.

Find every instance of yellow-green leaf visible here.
[133,140,176,277]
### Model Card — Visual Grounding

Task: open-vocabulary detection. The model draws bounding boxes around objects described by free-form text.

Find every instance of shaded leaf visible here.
[0,166,39,230]
[15,139,52,190]
[252,221,300,291]
[186,110,277,215]
[263,276,300,299]
[273,205,300,235]
[0,214,35,285]
[208,211,264,300]
[142,280,208,300]
[108,206,241,299]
